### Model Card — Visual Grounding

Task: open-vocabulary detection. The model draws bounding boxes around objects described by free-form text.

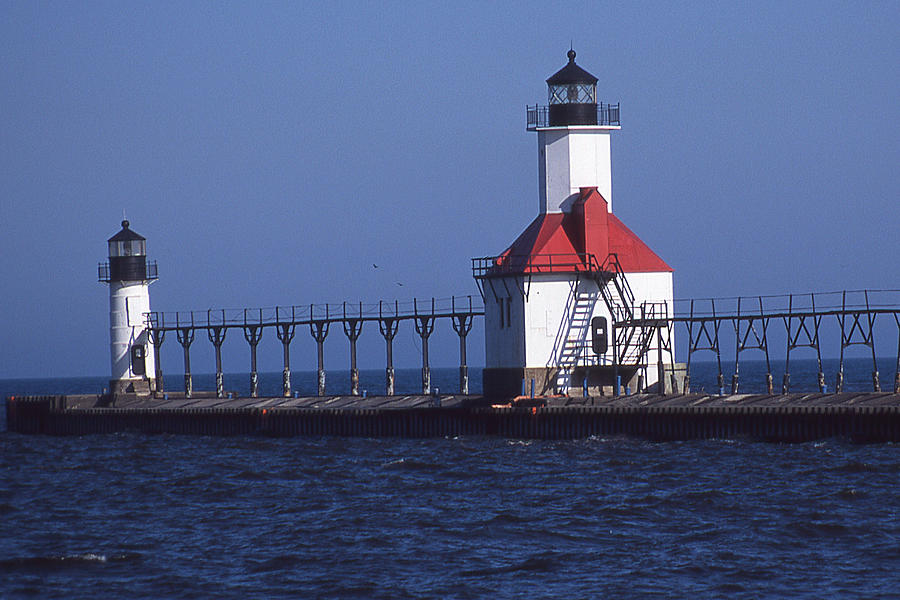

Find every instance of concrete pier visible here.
[8,392,900,442]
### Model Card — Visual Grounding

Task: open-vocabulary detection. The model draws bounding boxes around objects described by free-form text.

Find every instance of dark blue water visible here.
[3,362,900,598]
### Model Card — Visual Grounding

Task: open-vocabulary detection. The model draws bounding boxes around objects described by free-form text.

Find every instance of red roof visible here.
[496,187,672,274]
[608,213,672,272]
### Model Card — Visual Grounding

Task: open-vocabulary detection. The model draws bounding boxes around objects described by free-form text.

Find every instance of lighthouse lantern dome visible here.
[108,220,146,257]
[105,220,152,282]
[546,49,599,126]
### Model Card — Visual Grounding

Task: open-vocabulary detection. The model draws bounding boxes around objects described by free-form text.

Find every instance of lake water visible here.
[2,361,899,598]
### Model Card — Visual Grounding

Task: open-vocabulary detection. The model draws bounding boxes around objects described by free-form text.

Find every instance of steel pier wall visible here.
[7,395,900,442]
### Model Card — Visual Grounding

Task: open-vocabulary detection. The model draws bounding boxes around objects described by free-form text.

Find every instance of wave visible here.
[380,457,442,472]
[460,553,561,576]
[248,553,300,573]
[482,511,530,525]
[0,552,141,570]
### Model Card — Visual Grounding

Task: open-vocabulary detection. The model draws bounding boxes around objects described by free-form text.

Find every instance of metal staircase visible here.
[597,254,635,325]
[593,254,663,373]
[544,253,650,392]
[551,285,599,391]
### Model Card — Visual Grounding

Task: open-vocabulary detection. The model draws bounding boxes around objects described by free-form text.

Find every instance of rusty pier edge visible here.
[7,392,900,442]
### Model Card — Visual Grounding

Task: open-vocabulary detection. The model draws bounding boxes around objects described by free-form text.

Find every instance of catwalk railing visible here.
[666,289,900,395]
[142,289,900,399]
[147,296,481,399]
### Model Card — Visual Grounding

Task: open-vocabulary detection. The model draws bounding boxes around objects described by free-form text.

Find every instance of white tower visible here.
[535,49,619,214]
[475,51,675,399]
[100,220,157,396]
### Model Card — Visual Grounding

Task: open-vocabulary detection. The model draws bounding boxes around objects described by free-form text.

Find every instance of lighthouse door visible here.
[591,317,608,355]
[131,345,146,376]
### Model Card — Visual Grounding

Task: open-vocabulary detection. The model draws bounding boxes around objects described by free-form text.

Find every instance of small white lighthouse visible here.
[475,50,676,398]
[100,220,157,396]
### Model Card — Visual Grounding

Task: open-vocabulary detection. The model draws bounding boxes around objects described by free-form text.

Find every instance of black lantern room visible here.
[546,49,599,126]
[526,50,619,130]
[99,220,158,283]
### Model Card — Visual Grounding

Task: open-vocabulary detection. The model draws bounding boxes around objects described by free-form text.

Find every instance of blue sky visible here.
[2,1,898,378]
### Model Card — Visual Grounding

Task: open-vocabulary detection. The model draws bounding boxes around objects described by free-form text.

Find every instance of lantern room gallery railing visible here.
[526,103,621,130]
[98,260,158,283]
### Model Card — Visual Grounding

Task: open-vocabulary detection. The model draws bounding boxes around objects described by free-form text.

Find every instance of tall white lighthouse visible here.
[474,50,676,399]
[100,220,157,396]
